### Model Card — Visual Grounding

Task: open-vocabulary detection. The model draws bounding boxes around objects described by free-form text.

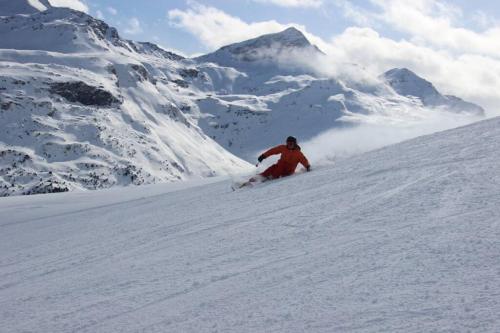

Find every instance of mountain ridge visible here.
[190,30,484,159]
[0,6,251,196]
[195,27,323,68]
[383,68,484,115]
[0,7,486,195]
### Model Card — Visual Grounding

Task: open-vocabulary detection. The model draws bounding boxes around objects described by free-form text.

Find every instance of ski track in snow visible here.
[1,118,500,332]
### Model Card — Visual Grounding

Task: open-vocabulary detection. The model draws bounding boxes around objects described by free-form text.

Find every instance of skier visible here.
[257,136,311,180]
[232,136,311,190]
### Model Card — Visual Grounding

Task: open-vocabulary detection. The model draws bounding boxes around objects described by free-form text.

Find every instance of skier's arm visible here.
[299,153,311,171]
[259,145,286,161]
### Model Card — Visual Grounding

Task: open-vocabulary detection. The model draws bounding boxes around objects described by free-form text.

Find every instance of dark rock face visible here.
[131,64,153,83]
[86,16,122,45]
[180,68,199,78]
[49,81,120,106]
[131,42,185,61]
[171,79,189,88]
[24,180,69,195]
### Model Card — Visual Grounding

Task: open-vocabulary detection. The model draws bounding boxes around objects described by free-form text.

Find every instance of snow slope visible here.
[1,116,499,332]
[0,7,251,196]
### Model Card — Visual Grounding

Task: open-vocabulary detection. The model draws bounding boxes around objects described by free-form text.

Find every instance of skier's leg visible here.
[232,164,281,190]
[260,164,281,179]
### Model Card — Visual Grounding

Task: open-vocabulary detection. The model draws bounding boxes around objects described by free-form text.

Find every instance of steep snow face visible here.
[0,8,127,53]
[383,68,484,115]
[1,117,499,332]
[0,0,51,16]
[0,8,251,196]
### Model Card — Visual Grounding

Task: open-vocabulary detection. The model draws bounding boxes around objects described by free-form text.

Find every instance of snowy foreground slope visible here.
[1,117,500,332]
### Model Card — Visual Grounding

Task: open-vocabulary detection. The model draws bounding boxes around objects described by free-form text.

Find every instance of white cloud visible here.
[302,110,479,165]
[334,0,374,26]
[313,0,500,113]
[252,0,323,8]
[168,1,500,114]
[168,2,308,50]
[369,0,500,58]
[95,9,104,20]
[107,6,118,15]
[124,17,143,35]
[48,0,88,13]
[325,26,500,113]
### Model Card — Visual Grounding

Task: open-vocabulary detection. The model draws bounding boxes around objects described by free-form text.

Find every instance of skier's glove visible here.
[258,154,265,163]
[306,165,311,172]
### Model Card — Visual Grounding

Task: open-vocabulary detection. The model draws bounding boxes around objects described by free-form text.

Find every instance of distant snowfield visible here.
[1,117,500,332]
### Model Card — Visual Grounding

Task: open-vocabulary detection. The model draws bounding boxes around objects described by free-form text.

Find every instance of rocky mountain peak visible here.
[250,27,312,49]
[384,68,439,96]
[0,6,129,52]
[383,68,484,114]
[195,27,322,68]
[220,27,317,55]
[383,68,440,99]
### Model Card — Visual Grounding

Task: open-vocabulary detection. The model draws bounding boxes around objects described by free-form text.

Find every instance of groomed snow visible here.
[1,117,500,332]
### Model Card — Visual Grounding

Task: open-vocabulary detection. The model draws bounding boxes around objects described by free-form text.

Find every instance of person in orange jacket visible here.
[257,136,311,179]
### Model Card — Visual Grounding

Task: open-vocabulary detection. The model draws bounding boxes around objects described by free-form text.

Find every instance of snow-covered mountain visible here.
[2,115,499,332]
[191,29,484,159]
[383,68,484,114]
[0,4,486,195]
[196,27,323,69]
[0,5,250,196]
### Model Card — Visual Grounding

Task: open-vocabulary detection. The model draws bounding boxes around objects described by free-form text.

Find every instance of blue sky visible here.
[79,0,500,55]
[86,0,369,54]
[54,0,500,112]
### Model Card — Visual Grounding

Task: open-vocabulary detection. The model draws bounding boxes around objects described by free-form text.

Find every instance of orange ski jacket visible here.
[262,145,310,177]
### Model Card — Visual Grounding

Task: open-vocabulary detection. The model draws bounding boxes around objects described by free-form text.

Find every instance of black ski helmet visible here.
[286,136,297,144]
